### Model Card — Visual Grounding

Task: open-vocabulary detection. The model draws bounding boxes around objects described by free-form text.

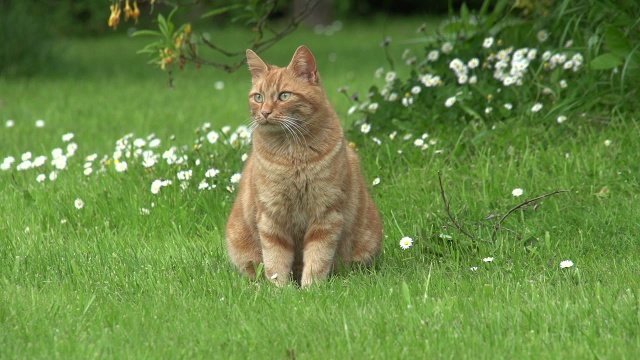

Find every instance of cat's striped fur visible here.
[225,46,383,287]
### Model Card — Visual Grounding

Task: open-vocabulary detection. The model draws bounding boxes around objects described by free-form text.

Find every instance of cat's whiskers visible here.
[281,116,309,148]
[247,118,259,134]
[277,117,304,148]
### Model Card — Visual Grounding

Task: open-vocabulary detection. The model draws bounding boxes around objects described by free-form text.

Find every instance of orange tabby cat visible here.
[225,45,383,287]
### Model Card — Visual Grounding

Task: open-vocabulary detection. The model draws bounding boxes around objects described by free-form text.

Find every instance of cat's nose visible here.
[261,110,272,119]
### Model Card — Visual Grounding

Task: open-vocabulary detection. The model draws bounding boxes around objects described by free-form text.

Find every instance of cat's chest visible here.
[256,153,337,213]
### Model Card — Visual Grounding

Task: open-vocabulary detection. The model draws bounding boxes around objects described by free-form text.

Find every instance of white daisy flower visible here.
[151,180,163,194]
[385,71,396,83]
[372,177,381,186]
[230,173,242,183]
[85,153,98,162]
[483,257,494,263]
[62,133,74,142]
[445,96,456,108]
[531,102,543,113]
[441,41,453,54]
[177,170,193,181]
[207,131,220,144]
[483,37,494,48]
[537,30,549,43]
[52,155,67,170]
[214,81,225,90]
[557,115,567,124]
[36,174,46,183]
[133,138,146,148]
[410,86,421,95]
[115,161,128,172]
[32,156,46,168]
[35,119,45,128]
[74,198,85,209]
[142,157,156,168]
[17,160,32,171]
[360,123,371,134]
[512,188,524,197]
[399,236,413,250]
[5,120,14,128]
[205,168,220,178]
[66,143,78,156]
[559,260,574,269]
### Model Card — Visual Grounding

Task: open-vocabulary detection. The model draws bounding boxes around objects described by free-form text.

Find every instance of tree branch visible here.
[188,0,322,72]
[437,171,476,240]
[491,189,569,238]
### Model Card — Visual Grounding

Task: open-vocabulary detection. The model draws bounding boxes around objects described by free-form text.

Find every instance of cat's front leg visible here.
[301,213,344,287]
[258,215,294,286]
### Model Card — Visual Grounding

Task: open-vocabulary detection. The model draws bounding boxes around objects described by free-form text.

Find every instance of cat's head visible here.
[246,46,325,128]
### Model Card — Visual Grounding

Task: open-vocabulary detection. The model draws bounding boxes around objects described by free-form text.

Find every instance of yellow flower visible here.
[174,34,184,49]
[108,3,121,30]
[124,0,133,21]
[132,1,140,23]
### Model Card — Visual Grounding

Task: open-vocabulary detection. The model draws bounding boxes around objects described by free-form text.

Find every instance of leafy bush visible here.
[345,0,639,137]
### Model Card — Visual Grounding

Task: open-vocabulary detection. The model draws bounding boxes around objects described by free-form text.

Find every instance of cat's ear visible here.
[246,49,269,80]
[288,45,319,85]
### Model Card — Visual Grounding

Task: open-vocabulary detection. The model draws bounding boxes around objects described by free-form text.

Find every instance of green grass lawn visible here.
[1,17,640,359]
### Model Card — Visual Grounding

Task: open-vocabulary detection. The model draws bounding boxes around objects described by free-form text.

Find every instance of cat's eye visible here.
[278,92,291,101]
[253,93,264,103]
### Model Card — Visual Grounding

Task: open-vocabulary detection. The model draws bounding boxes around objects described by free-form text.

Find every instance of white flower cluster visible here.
[543,51,583,72]
[449,58,478,85]
[419,74,442,88]
[485,47,538,87]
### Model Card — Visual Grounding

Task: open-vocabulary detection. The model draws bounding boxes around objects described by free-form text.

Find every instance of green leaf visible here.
[401,281,412,308]
[479,0,491,18]
[590,53,624,70]
[605,26,631,58]
[459,103,483,121]
[485,0,509,29]
[132,30,163,38]
[157,13,169,37]
[201,4,243,19]
[460,3,470,25]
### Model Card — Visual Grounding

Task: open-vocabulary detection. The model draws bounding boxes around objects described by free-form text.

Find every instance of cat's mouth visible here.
[256,117,279,126]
